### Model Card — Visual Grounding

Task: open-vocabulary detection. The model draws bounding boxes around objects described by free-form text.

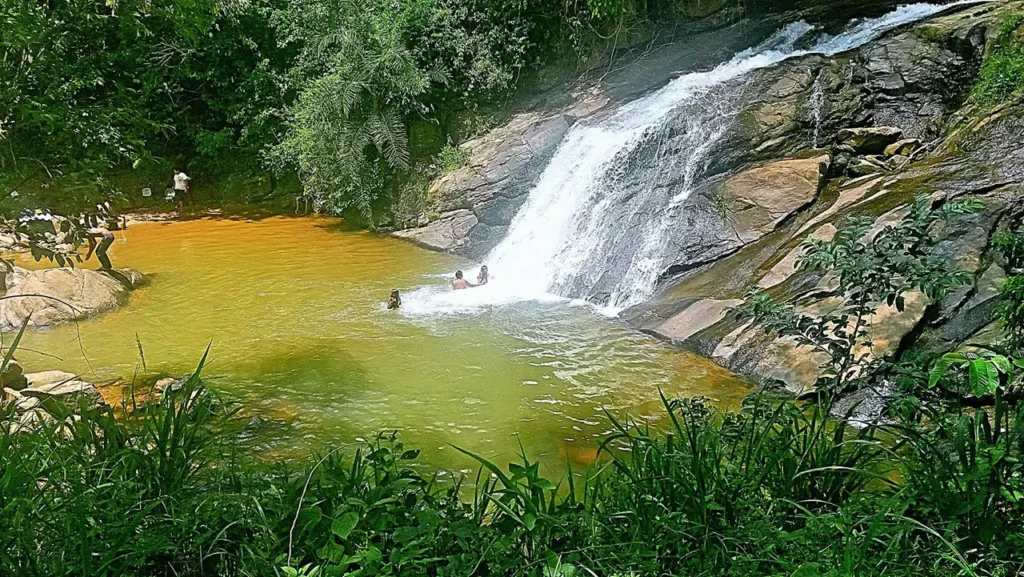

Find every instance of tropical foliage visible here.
[7,372,1024,576]
[1,0,781,222]
[736,195,982,395]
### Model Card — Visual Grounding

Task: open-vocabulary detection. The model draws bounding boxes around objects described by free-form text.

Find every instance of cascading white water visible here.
[810,70,827,149]
[405,2,981,317]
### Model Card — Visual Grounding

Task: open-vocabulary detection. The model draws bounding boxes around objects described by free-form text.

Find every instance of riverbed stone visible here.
[0,266,146,329]
[21,375,105,408]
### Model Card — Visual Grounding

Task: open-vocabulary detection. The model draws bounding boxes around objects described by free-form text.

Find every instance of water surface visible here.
[18,217,749,472]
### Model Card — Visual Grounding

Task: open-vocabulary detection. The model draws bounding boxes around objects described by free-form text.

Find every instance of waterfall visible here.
[407,2,982,317]
[810,71,826,149]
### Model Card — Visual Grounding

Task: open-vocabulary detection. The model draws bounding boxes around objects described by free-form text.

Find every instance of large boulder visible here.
[0,266,147,329]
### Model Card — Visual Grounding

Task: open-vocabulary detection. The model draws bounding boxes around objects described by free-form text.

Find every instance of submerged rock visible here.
[0,266,147,329]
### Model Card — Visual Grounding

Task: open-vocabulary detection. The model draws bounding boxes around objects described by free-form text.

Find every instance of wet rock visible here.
[755,337,829,397]
[847,157,885,177]
[0,267,147,329]
[885,155,910,170]
[24,370,79,388]
[392,210,478,253]
[830,381,896,427]
[798,175,884,234]
[837,127,904,154]
[884,138,922,156]
[757,223,838,289]
[10,408,53,434]
[21,371,105,408]
[720,155,831,243]
[394,109,583,257]
[0,360,27,391]
[656,154,832,277]
[153,377,185,397]
[944,264,1007,344]
[2,386,23,406]
[650,298,745,343]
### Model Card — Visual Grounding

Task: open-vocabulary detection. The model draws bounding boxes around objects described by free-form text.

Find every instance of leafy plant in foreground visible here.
[737,195,982,395]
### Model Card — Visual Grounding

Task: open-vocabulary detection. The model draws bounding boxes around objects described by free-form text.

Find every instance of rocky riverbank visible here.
[0,266,148,330]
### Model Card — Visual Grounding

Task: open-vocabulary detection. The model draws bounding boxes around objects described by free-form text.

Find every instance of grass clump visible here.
[972,12,1024,106]
[7,370,1024,576]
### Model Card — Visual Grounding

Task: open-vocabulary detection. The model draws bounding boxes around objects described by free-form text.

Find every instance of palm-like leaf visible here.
[366,109,409,170]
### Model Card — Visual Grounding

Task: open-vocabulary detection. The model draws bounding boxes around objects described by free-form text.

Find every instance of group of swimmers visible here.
[452,265,489,290]
[385,265,490,310]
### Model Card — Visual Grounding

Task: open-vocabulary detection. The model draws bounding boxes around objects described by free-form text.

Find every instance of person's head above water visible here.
[455,270,463,279]
[390,288,400,298]
[480,265,488,274]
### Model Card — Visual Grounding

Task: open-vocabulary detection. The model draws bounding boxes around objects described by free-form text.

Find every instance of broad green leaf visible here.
[968,358,1000,396]
[991,355,1012,375]
[521,512,536,531]
[929,354,960,388]
[331,511,359,539]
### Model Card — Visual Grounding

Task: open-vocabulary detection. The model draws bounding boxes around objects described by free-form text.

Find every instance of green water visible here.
[17,216,749,473]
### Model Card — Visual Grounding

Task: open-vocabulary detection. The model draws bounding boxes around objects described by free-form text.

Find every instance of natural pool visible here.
[16,216,750,473]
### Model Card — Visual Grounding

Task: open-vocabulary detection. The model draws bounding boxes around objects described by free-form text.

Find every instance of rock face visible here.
[396,1,1024,395]
[394,109,585,257]
[0,266,147,329]
[653,154,831,281]
[720,155,831,243]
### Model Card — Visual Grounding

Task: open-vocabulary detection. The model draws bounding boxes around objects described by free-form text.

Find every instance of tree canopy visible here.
[1,0,758,222]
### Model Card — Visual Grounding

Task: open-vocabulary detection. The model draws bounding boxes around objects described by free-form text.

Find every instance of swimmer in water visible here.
[387,289,401,310]
[476,265,489,286]
[452,270,476,290]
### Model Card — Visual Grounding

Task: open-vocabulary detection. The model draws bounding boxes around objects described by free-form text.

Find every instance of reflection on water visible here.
[17,216,750,472]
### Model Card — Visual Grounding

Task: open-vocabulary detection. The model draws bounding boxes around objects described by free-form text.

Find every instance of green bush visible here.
[7,369,1024,576]
[972,12,1024,106]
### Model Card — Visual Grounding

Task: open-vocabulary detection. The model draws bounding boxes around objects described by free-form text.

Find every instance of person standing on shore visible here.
[173,169,191,206]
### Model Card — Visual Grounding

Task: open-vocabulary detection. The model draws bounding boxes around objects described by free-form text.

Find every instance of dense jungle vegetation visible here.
[3,195,1024,577]
[1,0,782,221]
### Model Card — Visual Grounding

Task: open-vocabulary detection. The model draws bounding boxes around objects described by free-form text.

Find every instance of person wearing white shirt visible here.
[172,169,191,206]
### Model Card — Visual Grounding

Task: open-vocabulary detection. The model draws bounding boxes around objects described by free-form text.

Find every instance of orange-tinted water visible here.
[18,216,750,472]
